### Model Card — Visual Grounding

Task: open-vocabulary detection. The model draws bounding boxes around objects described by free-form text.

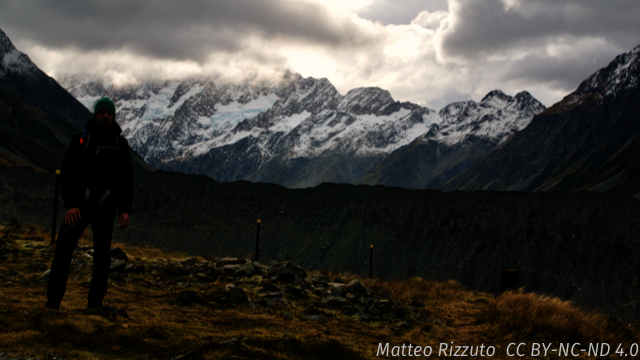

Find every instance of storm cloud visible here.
[0,0,372,62]
[0,0,638,108]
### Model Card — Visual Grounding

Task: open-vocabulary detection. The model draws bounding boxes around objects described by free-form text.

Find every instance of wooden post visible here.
[255,219,261,262]
[51,170,60,245]
[500,269,518,292]
[369,245,373,278]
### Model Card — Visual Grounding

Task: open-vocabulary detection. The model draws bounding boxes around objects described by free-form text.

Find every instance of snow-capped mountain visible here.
[355,90,545,188]
[60,72,544,188]
[441,44,640,196]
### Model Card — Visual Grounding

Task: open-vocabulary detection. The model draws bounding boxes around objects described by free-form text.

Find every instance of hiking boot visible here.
[87,301,103,310]
[44,300,60,310]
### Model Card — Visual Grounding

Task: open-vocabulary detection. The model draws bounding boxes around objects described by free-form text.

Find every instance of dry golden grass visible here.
[0,222,638,359]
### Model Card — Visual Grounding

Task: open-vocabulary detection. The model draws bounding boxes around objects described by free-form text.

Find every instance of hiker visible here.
[45,97,134,310]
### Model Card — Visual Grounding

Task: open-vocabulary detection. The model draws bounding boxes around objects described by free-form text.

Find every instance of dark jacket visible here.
[60,117,134,215]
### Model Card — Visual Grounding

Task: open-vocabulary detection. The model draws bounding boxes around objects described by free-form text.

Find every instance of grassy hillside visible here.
[0,221,638,360]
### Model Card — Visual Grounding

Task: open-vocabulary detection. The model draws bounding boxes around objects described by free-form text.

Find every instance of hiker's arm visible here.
[118,136,134,216]
[60,133,84,211]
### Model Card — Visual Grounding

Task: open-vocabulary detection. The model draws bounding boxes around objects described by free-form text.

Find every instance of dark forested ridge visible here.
[1,166,639,320]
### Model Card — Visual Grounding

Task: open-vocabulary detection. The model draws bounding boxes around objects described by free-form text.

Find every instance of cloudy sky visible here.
[1,0,638,109]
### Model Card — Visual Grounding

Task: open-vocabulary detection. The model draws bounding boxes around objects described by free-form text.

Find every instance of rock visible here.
[109,259,127,273]
[345,280,368,295]
[233,263,255,277]
[323,296,347,307]
[30,262,48,272]
[410,300,424,309]
[259,283,282,293]
[281,311,294,320]
[228,287,249,303]
[195,273,215,283]
[333,277,344,284]
[176,290,202,306]
[222,264,242,275]
[125,264,146,274]
[269,267,297,283]
[164,265,192,277]
[266,298,288,307]
[219,338,239,346]
[109,247,127,261]
[333,288,346,298]
[292,265,307,278]
[302,315,327,323]
[40,269,51,282]
[215,257,241,267]
[284,285,306,297]
[262,292,283,299]
[279,336,293,346]
[178,258,198,266]
[172,351,194,360]
[353,311,371,321]
[308,272,328,283]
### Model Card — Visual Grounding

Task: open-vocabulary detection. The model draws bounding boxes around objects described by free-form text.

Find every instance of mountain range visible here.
[59,67,545,190]
[2,26,640,198]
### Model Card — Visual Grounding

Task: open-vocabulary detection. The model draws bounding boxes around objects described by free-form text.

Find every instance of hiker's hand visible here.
[65,208,81,227]
[119,213,130,230]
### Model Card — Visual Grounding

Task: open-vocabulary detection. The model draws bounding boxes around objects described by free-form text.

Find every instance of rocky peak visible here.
[568,44,640,103]
[481,89,508,103]
[337,87,395,115]
[0,28,16,57]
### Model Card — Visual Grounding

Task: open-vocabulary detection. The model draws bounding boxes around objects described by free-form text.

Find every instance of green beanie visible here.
[94,97,116,117]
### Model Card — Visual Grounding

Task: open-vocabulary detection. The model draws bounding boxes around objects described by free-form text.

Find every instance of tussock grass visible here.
[0,222,638,359]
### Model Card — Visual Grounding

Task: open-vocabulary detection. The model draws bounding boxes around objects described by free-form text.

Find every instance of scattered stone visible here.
[39,269,51,282]
[195,273,215,283]
[125,264,146,274]
[109,247,127,261]
[292,265,307,279]
[308,272,328,283]
[284,285,306,297]
[215,257,241,267]
[278,336,293,346]
[172,351,194,360]
[219,338,239,346]
[176,290,202,306]
[345,280,368,295]
[281,311,294,320]
[178,258,198,266]
[410,300,425,309]
[233,263,255,277]
[323,296,347,307]
[353,311,371,321]
[222,264,242,275]
[259,283,282,293]
[269,267,297,283]
[30,262,47,272]
[228,287,249,303]
[302,315,327,323]
[433,318,446,326]
[333,277,344,283]
[109,260,127,273]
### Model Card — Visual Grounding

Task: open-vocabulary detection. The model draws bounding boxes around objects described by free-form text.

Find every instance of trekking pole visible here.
[369,245,373,278]
[255,219,261,262]
[51,170,60,245]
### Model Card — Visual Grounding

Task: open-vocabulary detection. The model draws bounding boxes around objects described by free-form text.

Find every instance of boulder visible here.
[228,287,249,303]
[345,280,368,295]
[176,290,202,306]
[233,263,255,277]
[109,247,127,261]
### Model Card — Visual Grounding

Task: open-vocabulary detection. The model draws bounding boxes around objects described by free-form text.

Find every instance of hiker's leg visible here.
[47,212,90,306]
[87,203,117,306]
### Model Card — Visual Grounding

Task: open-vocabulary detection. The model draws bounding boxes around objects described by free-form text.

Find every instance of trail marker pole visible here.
[51,170,60,245]
[255,219,261,262]
[500,269,518,292]
[369,245,373,278]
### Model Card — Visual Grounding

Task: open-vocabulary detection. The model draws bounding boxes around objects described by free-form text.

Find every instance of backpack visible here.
[77,129,123,205]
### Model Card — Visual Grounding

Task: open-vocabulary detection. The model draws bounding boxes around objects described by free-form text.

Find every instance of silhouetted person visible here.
[45,97,133,310]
